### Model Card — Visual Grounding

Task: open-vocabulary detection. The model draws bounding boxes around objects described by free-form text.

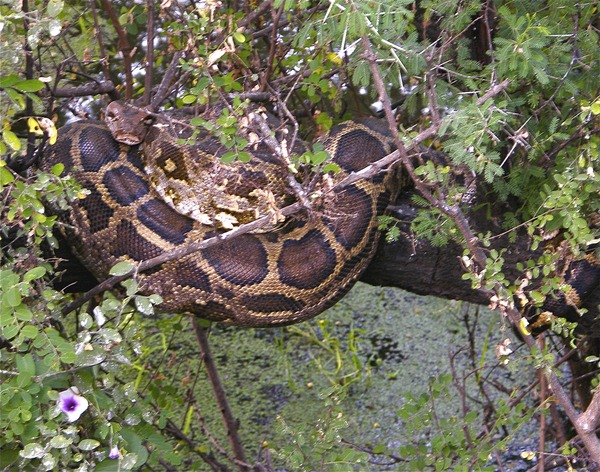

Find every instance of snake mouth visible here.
[112,132,144,146]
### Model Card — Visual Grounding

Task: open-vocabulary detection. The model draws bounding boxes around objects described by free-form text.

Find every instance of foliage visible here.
[1,0,599,470]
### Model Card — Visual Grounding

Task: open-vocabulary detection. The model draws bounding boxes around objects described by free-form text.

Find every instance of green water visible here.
[161,282,538,470]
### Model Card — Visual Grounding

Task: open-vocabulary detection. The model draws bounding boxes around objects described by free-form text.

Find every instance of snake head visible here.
[105,100,156,145]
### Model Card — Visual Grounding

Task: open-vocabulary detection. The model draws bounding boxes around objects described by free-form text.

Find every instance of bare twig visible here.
[143,0,155,106]
[191,320,251,471]
[249,112,310,207]
[99,0,135,98]
[89,0,111,81]
[260,3,284,91]
[151,50,187,110]
[538,337,547,472]
[476,79,511,106]
[237,0,273,29]
[22,0,37,162]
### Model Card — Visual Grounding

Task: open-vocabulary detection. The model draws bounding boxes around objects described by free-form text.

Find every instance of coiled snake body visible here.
[41,107,399,327]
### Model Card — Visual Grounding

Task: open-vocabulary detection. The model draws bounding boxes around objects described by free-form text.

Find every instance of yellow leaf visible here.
[327,52,343,66]
[28,117,43,135]
[28,117,58,144]
[519,317,531,336]
[520,450,536,460]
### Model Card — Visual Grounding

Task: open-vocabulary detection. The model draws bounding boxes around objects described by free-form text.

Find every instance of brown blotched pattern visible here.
[41,116,399,327]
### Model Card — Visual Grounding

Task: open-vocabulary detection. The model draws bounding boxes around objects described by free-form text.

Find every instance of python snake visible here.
[39,103,599,331]
[41,104,399,327]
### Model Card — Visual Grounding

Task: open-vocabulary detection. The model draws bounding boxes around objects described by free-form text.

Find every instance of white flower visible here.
[495,338,513,365]
[57,387,89,422]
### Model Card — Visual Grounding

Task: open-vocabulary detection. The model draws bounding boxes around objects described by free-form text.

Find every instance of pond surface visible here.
[167,282,540,470]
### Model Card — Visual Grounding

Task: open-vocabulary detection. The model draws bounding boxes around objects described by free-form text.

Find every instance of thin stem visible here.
[143,0,155,106]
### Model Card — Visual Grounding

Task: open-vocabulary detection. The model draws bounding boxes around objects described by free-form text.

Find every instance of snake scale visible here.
[41,103,399,327]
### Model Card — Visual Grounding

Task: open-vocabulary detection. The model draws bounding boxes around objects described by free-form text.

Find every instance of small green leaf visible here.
[237,152,251,162]
[190,117,206,127]
[78,439,100,451]
[2,130,21,151]
[2,325,19,340]
[109,261,135,276]
[233,32,246,43]
[14,305,33,321]
[19,443,45,459]
[135,296,154,315]
[181,94,197,104]
[47,0,64,17]
[221,151,236,163]
[13,79,45,92]
[322,163,340,173]
[5,287,22,307]
[51,163,64,176]
[311,151,329,165]
[20,325,38,339]
[16,353,35,376]
[0,75,19,88]
[122,278,138,297]
[23,266,46,282]
[50,435,73,449]
[529,290,545,305]
[0,166,15,185]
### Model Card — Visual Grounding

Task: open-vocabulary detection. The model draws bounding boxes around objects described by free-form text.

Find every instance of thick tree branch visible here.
[49,80,116,98]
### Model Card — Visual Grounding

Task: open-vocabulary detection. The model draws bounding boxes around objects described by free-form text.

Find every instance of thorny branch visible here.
[360,33,600,465]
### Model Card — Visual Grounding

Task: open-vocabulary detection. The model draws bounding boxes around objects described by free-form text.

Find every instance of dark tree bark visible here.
[362,187,525,304]
[361,187,600,330]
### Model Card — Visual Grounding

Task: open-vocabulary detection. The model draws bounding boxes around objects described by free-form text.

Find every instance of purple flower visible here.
[109,445,121,459]
[57,387,89,422]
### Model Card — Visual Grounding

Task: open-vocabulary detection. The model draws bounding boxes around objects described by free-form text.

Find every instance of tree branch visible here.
[151,50,187,110]
[49,80,116,98]
[143,0,155,106]
[99,0,135,99]
[191,321,250,471]
[361,32,600,465]
[89,0,111,81]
